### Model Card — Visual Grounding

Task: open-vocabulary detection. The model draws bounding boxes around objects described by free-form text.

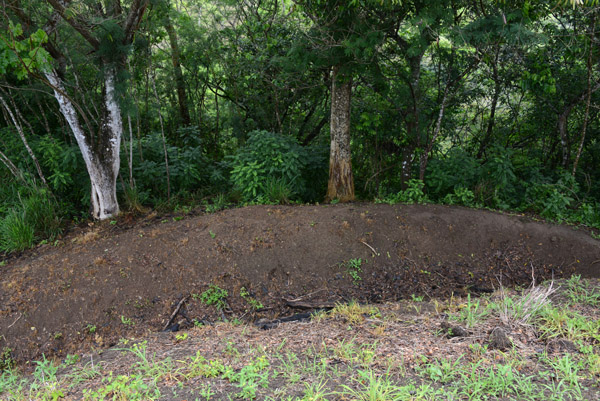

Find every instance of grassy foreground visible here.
[1,276,599,401]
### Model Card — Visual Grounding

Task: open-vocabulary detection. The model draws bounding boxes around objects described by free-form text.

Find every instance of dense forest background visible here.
[1,0,599,253]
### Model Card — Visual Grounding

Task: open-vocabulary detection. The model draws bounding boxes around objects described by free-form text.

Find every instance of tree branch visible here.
[45,0,101,49]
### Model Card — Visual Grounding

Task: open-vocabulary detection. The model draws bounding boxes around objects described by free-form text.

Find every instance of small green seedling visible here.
[342,258,363,285]
[240,287,263,310]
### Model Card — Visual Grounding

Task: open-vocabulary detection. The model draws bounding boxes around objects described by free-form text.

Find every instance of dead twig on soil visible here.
[284,289,326,303]
[163,295,189,331]
[8,313,22,329]
[360,240,379,256]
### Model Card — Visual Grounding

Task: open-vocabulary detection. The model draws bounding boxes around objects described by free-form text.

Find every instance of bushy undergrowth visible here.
[422,147,600,228]
[228,130,327,203]
[1,126,598,255]
[0,187,62,253]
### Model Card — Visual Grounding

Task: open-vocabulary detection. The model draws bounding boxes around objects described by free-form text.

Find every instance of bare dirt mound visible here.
[1,204,598,364]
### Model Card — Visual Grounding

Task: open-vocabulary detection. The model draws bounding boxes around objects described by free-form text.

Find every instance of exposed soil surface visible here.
[1,204,599,365]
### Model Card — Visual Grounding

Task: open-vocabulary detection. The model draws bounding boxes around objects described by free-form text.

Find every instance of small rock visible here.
[546,339,577,354]
[440,321,468,338]
[489,327,512,350]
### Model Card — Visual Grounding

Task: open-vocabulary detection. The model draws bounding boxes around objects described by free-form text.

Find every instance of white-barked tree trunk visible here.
[45,67,122,220]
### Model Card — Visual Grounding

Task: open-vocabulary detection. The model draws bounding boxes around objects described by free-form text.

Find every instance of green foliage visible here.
[200,285,228,310]
[443,187,476,207]
[0,348,15,372]
[0,186,61,254]
[426,149,481,199]
[240,287,263,310]
[83,372,160,400]
[381,180,428,204]
[263,177,292,204]
[342,258,363,285]
[0,209,35,253]
[525,172,577,222]
[229,130,326,202]
[0,23,51,79]
[131,132,210,202]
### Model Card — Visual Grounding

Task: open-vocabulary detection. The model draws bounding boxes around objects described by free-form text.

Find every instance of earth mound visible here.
[1,203,598,364]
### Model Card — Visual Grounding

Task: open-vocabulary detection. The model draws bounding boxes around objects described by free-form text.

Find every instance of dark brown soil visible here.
[1,203,599,365]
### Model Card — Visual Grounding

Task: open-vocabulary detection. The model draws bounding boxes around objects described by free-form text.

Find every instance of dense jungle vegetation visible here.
[1,0,600,253]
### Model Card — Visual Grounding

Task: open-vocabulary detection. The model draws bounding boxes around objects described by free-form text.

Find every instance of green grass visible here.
[2,277,599,401]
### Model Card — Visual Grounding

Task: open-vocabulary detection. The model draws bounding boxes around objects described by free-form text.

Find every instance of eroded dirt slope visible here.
[1,204,598,363]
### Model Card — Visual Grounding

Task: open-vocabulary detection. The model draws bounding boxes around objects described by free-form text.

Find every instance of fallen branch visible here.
[163,295,189,331]
[285,299,336,310]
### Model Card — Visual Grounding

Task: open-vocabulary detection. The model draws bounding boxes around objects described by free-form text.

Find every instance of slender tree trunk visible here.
[151,70,171,199]
[0,149,26,183]
[572,14,595,177]
[477,50,501,159]
[557,105,573,168]
[419,86,450,181]
[165,14,191,126]
[0,91,48,188]
[325,66,354,202]
[45,67,121,220]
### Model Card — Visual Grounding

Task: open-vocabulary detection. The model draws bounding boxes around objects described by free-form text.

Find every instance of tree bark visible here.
[419,85,449,181]
[477,48,501,159]
[572,13,595,177]
[325,66,354,202]
[45,68,121,220]
[165,14,191,126]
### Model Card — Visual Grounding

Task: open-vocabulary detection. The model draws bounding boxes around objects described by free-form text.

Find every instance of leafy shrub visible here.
[129,133,211,203]
[426,149,481,200]
[382,179,428,204]
[442,186,476,207]
[229,130,326,202]
[524,172,577,222]
[476,147,518,209]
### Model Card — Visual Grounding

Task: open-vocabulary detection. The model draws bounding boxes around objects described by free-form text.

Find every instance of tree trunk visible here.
[419,85,449,181]
[477,50,501,159]
[45,67,121,220]
[165,15,191,126]
[325,66,354,202]
[557,106,573,168]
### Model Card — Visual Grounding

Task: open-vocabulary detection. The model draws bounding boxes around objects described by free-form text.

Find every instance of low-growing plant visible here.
[240,287,263,310]
[120,315,135,326]
[200,284,228,310]
[83,372,160,400]
[492,281,556,326]
[341,258,363,284]
[452,294,490,328]
[0,348,15,371]
[0,209,35,253]
[329,300,380,325]
[564,275,600,306]
[205,193,228,213]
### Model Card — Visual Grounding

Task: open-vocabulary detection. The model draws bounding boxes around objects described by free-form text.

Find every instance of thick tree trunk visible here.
[325,66,354,202]
[46,67,122,220]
